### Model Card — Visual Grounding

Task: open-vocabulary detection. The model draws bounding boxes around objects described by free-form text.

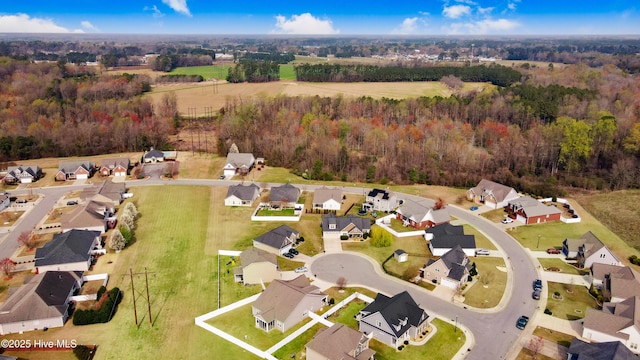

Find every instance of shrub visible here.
[370,227,392,248]
[119,223,132,243]
[340,235,349,240]
[363,232,369,239]
[73,345,93,360]
[398,346,403,351]
[544,308,552,315]
[629,255,640,266]
[554,291,561,297]
[328,298,335,305]
[404,340,409,345]
[96,286,107,300]
[73,288,122,325]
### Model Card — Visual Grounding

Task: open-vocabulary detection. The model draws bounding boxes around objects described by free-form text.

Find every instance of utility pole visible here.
[129,268,138,326]
[122,267,155,328]
[145,267,153,326]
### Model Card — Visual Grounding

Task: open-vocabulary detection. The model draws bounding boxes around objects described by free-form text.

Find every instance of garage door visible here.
[76,174,88,180]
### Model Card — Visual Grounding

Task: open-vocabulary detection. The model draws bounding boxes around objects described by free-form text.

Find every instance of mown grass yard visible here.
[538,258,588,275]
[463,257,507,308]
[546,282,598,320]
[533,326,574,347]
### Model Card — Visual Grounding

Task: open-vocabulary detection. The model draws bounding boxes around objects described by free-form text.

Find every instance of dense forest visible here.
[216,63,640,195]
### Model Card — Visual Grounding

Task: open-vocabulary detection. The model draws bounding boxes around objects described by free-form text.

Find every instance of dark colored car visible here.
[533,279,543,290]
[516,315,529,330]
[67,200,78,206]
[470,206,479,211]
[532,289,541,300]
[547,248,561,254]
[289,248,299,255]
[283,253,294,259]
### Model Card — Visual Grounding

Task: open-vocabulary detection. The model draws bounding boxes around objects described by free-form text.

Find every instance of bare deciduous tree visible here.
[1,258,16,279]
[336,276,348,290]
[17,231,36,251]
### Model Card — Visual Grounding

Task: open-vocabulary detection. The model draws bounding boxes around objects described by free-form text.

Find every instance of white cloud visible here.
[161,0,191,16]
[478,6,494,15]
[391,17,420,35]
[0,13,78,33]
[273,13,339,35]
[448,18,519,34]
[145,5,165,18]
[81,21,99,32]
[507,2,517,10]
[443,5,472,19]
[454,0,477,4]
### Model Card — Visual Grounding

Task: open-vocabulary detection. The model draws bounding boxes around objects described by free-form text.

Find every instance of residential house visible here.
[312,187,342,211]
[4,165,42,184]
[99,157,130,177]
[81,180,126,206]
[35,230,102,273]
[365,188,398,212]
[591,263,640,303]
[567,338,637,360]
[562,231,620,268]
[143,147,164,163]
[224,183,260,207]
[60,200,115,234]
[223,153,255,177]
[253,225,299,255]
[55,160,94,181]
[252,275,327,332]
[233,248,279,285]
[0,191,9,212]
[358,291,430,347]
[321,213,371,240]
[466,179,520,209]
[394,249,408,263]
[508,196,562,225]
[421,245,471,290]
[395,198,450,229]
[582,296,640,354]
[424,223,476,257]
[0,271,82,334]
[269,183,301,208]
[306,323,375,360]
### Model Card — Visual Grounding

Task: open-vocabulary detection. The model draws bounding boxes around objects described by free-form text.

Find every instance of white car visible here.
[501,217,513,224]
[122,193,133,199]
[475,249,490,256]
[294,266,308,273]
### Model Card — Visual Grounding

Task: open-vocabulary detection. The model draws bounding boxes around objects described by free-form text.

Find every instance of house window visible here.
[600,253,605,258]
[376,321,382,327]
[329,224,336,230]
[435,267,439,272]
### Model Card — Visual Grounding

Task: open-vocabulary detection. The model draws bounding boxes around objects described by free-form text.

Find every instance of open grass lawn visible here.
[343,234,430,275]
[327,299,369,329]
[515,348,556,360]
[546,282,597,320]
[17,232,54,256]
[533,326,574,347]
[272,323,323,360]
[279,64,296,81]
[480,207,510,223]
[173,152,226,179]
[0,270,34,302]
[0,210,25,227]
[462,224,497,250]
[538,258,588,275]
[277,256,305,271]
[463,257,507,308]
[507,197,640,265]
[256,208,295,216]
[370,318,465,360]
[389,217,423,232]
[573,190,640,253]
[322,287,377,304]
[171,65,231,80]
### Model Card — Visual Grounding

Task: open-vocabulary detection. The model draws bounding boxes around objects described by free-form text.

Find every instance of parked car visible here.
[219,175,225,180]
[294,266,308,273]
[533,279,543,290]
[470,206,479,211]
[516,315,530,330]
[289,248,299,255]
[283,253,294,259]
[66,200,78,206]
[475,249,490,256]
[501,217,513,224]
[15,199,27,204]
[532,289,541,300]
[122,193,133,199]
[546,248,561,254]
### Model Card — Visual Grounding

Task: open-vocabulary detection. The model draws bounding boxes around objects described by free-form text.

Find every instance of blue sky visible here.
[0,0,638,35]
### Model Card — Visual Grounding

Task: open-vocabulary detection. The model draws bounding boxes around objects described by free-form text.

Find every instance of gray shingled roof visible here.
[225,153,255,169]
[425,223,464,237]
[584,296,640,340]
[6,165,41,179]
[306,323,375,360]
[568,338,637,360]
[143,148,164,159]
[253,275,326,323]
[254,225,298,250]
[58,160,94,173]
[226,183,260,201]
[470,179,517,203]
[510,196,562,217]
[0,271,81,324]
[35,229,100,267]
[313,187,342,205]
[100,157,130,170]
[240,248,277,267]
[269,183,300,203]
[360,291,428,338]
[438,245,471,281]
[321,213,371,233]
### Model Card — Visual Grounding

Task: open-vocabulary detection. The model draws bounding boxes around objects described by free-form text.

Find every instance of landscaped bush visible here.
[73,345,93,360]
[370,227,392,248]
[629,255,640,266]
[340,235,349,240]
[404,340,409,345]
[328,298,335,305]
[554,291,561,297]
[398,346,404,351]
[96,285,106,300]
[544,308,552,315]
[73,288,122,325]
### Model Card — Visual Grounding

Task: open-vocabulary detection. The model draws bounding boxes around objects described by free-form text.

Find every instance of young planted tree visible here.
[17,231,36,251]
[119,213,135,230]
[434,197,446,210]
[1,258,16,280]
[527,336,544,360]
[336,276,348,291]
[123,202,138,218]
[108,230,126,252]
[119,223,132,243]
[370,226,393,248]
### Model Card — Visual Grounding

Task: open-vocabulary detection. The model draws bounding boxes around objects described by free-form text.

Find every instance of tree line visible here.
[226,60,280,83]
[294,63,522,87]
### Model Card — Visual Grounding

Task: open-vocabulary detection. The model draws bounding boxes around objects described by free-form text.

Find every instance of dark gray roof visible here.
[367,188,391,200]
[226,183,260,201]
[321,213,371,233]
[568,338,636,360]
[58,160,94,173]
[394,249,407,256]
[437,245,471,281]
[35,229,100,267]
[6,165,41,179]
[143,148,164,159]
[100,157,130,169]
[430,234,476,249]
[254,225,298,250]
[360,291,428,338]
[269,183,300,202]
[425,223,465,237]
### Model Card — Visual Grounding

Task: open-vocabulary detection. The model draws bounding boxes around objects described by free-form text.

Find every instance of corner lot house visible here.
[467,179,519,209]
[252,275,327,332]
[582,296,640,354]
[425,223,476,257]
[306,323,375,360]
[224,183,260,207]
[321,213,371,240]
[253,225,299,255]
[99,157,130,177]
[233,248,279,285]
[0,271,82,334]
[358,291,430,347]
[60,200,115,234]
[421,245,471,289]
[568,338,637,360]
[312,187,342,211]
[4,165,42,184]
[396,198,450,229]
[35,229,102,273]
[143,147,164,163]
[55,160,94,181]
[563,231,620,268]
[365,188,398,212]
[269,183,301,208]
[81,180,126,206]
[508,196,561,225]
[223,152,255,177]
